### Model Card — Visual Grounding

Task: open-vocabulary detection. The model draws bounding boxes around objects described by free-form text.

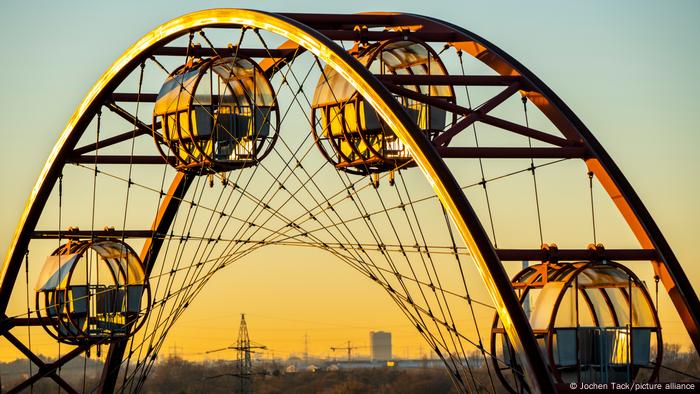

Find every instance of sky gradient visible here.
[1,0,699,362]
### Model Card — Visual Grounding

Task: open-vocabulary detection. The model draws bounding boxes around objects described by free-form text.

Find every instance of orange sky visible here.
[1,1,699,367]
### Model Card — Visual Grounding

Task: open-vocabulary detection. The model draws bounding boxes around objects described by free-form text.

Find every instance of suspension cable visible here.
[306,58,454,368]
[86,111,101,379]
[654,275,660,310]
[57,172,63,385]
[49,33,583,393]
[439,199,498,392]
[653,362,700,381]
[402,172,486,392]
[457,49,498,248]
[522,97,544,246]
[120,61,146,388]
[24,250,34,394]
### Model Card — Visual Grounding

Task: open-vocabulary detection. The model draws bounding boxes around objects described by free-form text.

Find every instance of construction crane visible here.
[206,314,266,394]
[330,341,359,362]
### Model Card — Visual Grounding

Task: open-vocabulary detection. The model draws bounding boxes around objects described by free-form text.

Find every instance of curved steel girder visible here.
[0,8,555,393]
[276,12,699,355]
[6,8,678,393]
[83,12,550,392]
[381,11,700,354]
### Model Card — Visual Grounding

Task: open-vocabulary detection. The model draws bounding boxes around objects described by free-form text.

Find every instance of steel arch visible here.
[0,9,552,392]
[1,8,696,394]
[388,10,700,354]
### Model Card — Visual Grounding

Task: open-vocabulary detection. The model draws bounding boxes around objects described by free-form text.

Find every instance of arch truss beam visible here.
[0,9,696,394]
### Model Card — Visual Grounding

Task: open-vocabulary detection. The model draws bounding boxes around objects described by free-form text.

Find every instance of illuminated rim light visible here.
[4,11,507,343]
[1,9,538,387]
[14,9,694,393]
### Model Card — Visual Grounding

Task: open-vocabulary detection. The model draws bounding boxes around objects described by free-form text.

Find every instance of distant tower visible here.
[237,314,252,394]
[204,314,265,392]
[370,331,392,361]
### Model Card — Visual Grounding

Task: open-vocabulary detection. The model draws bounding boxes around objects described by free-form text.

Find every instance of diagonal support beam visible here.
[433,83,522,146]
[50,374,80,394]
[4,331,84,394]
[435,112,481,147]
[384,82,572,149]
[72,123,161,156]
[479,115,571,147]
[105,102,158,140]
[259,40,307,80]
[383,82,471,115]
[98,172,193,393]
[2,330,45,367]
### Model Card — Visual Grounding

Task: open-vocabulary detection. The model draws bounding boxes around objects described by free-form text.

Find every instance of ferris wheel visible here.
[0,9,698,393]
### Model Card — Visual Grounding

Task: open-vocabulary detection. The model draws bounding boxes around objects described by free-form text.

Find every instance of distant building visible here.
[370,331,392,361]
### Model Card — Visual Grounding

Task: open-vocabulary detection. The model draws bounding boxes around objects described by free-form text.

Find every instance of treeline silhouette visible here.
[141,358,458,394]
[1,344,697,393]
